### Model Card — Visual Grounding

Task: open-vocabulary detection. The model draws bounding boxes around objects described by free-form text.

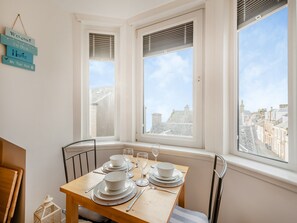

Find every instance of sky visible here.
[239,7,288,113]
[144,48,193,131]
[89,60,114,89]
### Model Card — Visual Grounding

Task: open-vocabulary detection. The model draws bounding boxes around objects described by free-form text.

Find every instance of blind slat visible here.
[143,22,193,57]
[89,33,114,61]
[237,0,287,29]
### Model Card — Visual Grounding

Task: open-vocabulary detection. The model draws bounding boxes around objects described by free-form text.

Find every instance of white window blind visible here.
[237,0,287,29]
[89,33,114,60]
[143,22,193,57]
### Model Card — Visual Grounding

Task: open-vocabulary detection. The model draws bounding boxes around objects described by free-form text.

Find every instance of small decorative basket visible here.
[34,195,61,223]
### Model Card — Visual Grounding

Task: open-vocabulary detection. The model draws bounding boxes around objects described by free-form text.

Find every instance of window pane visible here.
[238,7,288,162]
[143,48,193,137]
[89,60,115,137]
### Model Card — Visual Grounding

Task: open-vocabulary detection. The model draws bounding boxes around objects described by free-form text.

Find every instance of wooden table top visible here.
[60,160,189,223]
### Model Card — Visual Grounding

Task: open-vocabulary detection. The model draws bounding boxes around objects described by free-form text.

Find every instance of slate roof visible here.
[90,87,114,105]
[150,105,193,136]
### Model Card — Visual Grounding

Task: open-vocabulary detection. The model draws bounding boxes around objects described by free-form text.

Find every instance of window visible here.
[237,0,290,162]
[86,32,117,138]
[136,11,203,147]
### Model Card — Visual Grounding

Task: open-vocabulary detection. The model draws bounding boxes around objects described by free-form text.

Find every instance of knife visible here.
[126,187,146,212]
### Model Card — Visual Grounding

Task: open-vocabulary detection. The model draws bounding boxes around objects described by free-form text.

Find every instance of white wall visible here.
[1,0,297,223]
[0,0,73,221]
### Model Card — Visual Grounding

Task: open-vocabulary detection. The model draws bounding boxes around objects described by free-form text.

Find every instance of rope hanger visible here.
[11,14,27,35]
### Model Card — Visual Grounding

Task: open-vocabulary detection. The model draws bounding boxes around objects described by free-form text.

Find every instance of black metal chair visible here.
[169,154,227,223]
[62,139,110,223]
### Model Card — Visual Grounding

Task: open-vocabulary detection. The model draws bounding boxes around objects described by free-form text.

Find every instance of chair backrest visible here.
[62,139,97,183]
[208,154,227,223]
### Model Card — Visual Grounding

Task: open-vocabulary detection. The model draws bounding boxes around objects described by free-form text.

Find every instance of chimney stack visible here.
[152,113,162,128]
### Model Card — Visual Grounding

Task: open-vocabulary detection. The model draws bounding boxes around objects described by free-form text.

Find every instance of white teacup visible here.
[156,162,175,178]
[104,171,126,191]
[110,154,124,167]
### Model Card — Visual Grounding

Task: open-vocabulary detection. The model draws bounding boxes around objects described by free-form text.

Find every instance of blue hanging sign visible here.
[6,46,33,63]
[5,27,35,46]
[0,34,38,55]
[1,15,37,71]
[2,56,35,71]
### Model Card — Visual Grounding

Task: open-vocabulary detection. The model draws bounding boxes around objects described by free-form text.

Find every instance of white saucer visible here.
[102,161,133,173]
[91,186,137,206]
[108,162,125,169]
[98,180,131,196]
[150,173,181,184]
[148,176,184,188]
[153,169,183,181]
[94,180,136,201]
[104,161,126,170]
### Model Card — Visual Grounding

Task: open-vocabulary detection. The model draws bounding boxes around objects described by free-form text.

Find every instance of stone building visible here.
[90,87,114,137]
[150,105,192,136]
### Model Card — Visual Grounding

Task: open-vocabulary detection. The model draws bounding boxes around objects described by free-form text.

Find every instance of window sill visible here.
[223,154,297,193]
[95,141,297,193]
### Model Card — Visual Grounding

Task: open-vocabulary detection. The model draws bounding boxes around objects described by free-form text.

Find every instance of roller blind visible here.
[89,33,114,60]
[237,0,287,29]
[143,21,193,57]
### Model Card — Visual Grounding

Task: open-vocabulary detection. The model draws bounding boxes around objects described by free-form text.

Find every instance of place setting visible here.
[148,162,184,188]
[91,171,138,206]
[100,149,134,175]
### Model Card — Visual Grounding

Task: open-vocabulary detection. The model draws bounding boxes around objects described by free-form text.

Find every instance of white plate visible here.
[150,171,182,184]
[91,186,138,206]
[98,180,131,196]
[102,161,133,173]
[149,174,181,184]
[149,176,184,188]
[103,161,126,170]
[153,169,183,181]
[94,180,136,201]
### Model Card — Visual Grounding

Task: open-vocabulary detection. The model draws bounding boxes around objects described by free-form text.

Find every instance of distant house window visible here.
[136,11,203,147]
[237,1,289,162]
[88,33,115,138]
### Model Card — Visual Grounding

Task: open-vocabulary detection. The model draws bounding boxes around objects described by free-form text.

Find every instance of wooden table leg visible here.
[178,184,185,208]
[66,195,78,223]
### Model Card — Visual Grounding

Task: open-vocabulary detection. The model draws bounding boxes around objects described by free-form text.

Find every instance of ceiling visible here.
[52,0,176,19]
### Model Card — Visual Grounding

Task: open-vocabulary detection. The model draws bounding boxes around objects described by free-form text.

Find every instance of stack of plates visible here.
[149,169,184,188]
[101,161,133,173]
[91,179,137,206]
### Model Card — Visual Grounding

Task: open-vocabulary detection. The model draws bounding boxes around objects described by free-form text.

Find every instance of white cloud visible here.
[148,51,192,88]
[89,61,114,88]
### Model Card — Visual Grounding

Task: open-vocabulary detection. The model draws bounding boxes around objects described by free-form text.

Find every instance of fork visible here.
[93,170,107,175]
[85,184,97,193]
[148,184,177,194]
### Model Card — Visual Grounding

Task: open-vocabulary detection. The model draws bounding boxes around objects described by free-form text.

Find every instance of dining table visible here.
[60,159,189,223]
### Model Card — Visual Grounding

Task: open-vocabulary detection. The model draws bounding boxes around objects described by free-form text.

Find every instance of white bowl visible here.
[156,162,175,178]
[104,171,126,191]
[110,154,124,167]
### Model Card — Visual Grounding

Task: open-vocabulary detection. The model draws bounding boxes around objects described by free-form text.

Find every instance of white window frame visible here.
[135,11,204,148]
[230,0,297,171]
[82,27,120,141]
